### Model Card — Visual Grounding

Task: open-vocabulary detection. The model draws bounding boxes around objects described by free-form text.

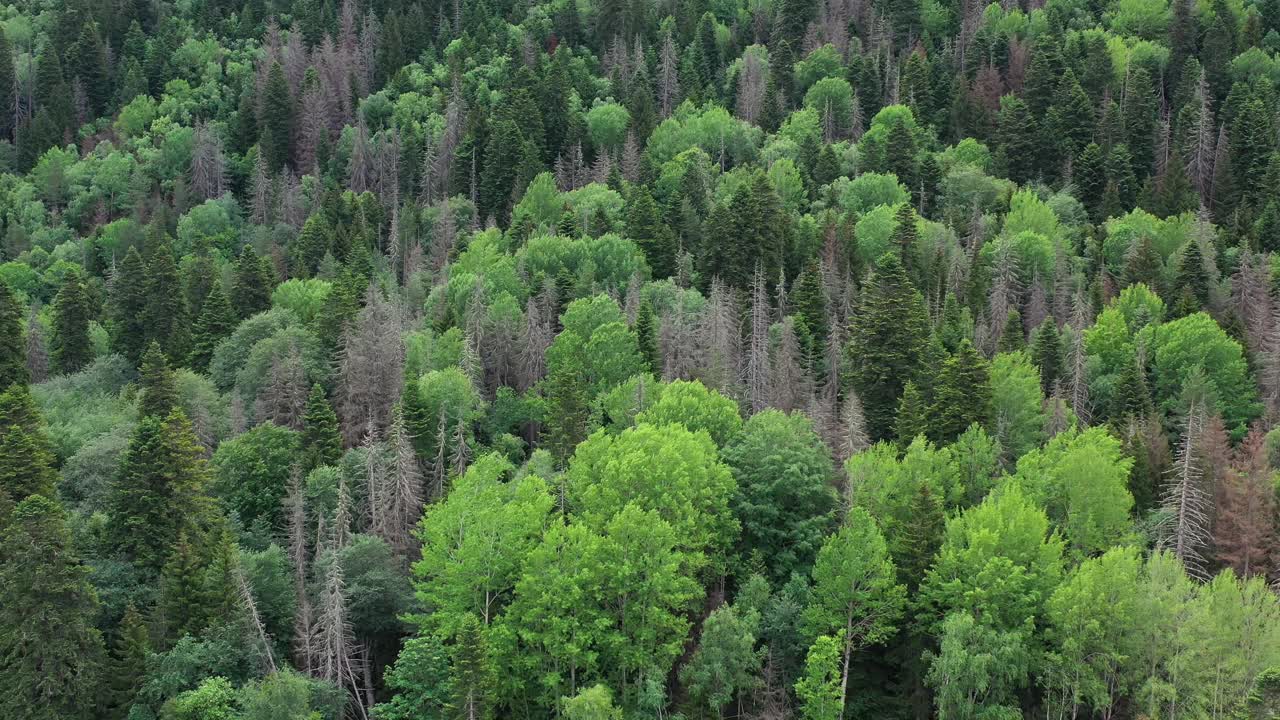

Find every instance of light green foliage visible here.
[646,104,762,166]
[413,454,554,635]
[163,676,238,720]
[679,604,762,715]
[795,632,844,720]
[1138,312,1261,432]
[270,279,333,326]
[794,45,845,90]
[853,204,901,265]
[989,351,1047,460]
[920,484,1065,633]
[562,685,622,720]
[635,379,741,447]
[805,507,907,649]
[925,611,1030,720]
[586,101,631,151]
[211,423,300,530]
[566,422,738,568]
[837,173,910,213]
[1010,428,1133,556]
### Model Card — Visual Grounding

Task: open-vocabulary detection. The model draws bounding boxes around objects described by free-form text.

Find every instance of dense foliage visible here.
[5,0,1280,718]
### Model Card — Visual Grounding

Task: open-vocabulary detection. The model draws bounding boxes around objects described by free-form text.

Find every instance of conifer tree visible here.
[929,340,992,444]
[51,273,93,376]
[997,309,1024,353]
[634,300,659,372]
[188,281,235,372]
[104,604,149,720]
[793,260,829,348]
[1123,236,1163,290]
[142,229,189,363]
[159,531,211,642]
[0,279,28,389]
[232,247,275,319]
[260,61,294,171]
[452,615,496,720]
[895,380,929,448]
[626,186,675,279]
[138,342,178,420]
[108,409,213,573]
[0,495,104,719]
[0,29,13,142]
[1076,143,1107,220]
[846,253,930,442]
[1031,320,1062,395]
[301,384,343,472]
[0,422,56,521]
[109,247,149,366]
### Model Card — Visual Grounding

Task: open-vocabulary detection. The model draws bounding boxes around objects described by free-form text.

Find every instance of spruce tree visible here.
[108,410,213,573]
[138,342,178,420]
[301,384,343,472]
[997,309,1024,353]
[231,247,274,319]
[0,279,28,389]
[846,253,930,442]
[188,281,235,372]
[51,273,93,376]
[895,380,929,448]
[0,422,56,522]
[0,495,105,719]
[1173,238,1211,311]
[159,532,210,642]
[1031,320,1062,395]
[634,300,659,373]
[1075,143,1107,221]
[928,340,993,444]
[142,229,189,363]
[0,29,14,141]
[104,604,149,720]
[260,61,294,171]
[1123,235,1163,290]
[109,247,149,366]
[792,260,829,348]
[626,187,676,279]
[451,615,496,720]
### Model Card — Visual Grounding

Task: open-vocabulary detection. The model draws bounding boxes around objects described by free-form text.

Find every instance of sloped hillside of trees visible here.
[3,0,1280,718]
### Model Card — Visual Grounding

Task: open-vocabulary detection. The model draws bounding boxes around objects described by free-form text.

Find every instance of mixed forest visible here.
[7,0,1280,717]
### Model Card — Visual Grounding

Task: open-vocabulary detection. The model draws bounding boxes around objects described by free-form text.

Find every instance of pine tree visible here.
[104,604,149,720]
[0,29,14,142]
[634,300,659,372]
[0,495,104,719]
[109,247,149,366]
[626,186,676,279]
[301,384,342,472]
[1112,353,1154,421]
[51,273,93,376]
[260,61,294,171]
[232,247,274,319]
[846,253,930,442]
[0,279,28,389]
[138,342,178,420]
[929,340,992,444]
[142,229,189,363]
[895,381,929,448]
[188,281,235,372]
[108,410,213,573]
[1031,320,1062,395]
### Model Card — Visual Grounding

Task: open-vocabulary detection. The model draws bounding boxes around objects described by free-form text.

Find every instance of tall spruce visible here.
[51,273,93,376]
[0,279,28,389]
[109,247,150,366]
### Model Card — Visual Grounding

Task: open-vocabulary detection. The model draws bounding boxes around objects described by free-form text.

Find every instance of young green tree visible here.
[795,632,845,720]
[104,604,149,720]
[188,281,235,372]
[929,340,992,444]
[0,495,105,719]
[142,229,190,363]
[260,61,293,171]
[804,507,907,710]
[300,384,343,472]
[137,341,178,420]
[680,604,762,718]
[109,247,150,365]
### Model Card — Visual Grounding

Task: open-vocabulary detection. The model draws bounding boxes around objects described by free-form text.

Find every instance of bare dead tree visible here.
[428,410,450,501]
[1184,69,1217,205]
[450,419,471,478]
[658,30,681,119]
[554,143,588,191]
[1162,402,1213,581]
[285,468,314,673]
[736,49,768,126]
[24,305,47,384]
[620,131,642,183]
[334,472,353,550]
[518,294,554,392]
[660,299,700,381]
[746,267,771,414]
[1215,429,1276,580]
[254,344,309,429]
[250,152,274,225]
[347,117,374,193]
[190,122,228,202]
[1232,250,1272,356]
[698,277,743,398]
[430,200,457,274]
[337,284,405,445]
[770,316,811,412]
[1066,303,1092,426]
[312,545,370,720]
[236,559,278,674]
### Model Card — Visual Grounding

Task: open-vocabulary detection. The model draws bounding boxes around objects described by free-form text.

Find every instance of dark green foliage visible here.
[259,62,293,171]
[0,495,105,719]
[0,29,13,141]
[929,340,992,444]
[301,384,342,472]
[104,604,149,720]
[109,247,150,366]
[634,300,659,373]
[1031,320,1063,395]
[51,273,93,376]
[143,229,190,363]
[231,247,274,319]
[138,342,178,420]
[0,279,28,389]
[895,380,929,447]
[626,187,676,279]
[188,281,235,372]
[0,422,56,522]
[847,253,930,442]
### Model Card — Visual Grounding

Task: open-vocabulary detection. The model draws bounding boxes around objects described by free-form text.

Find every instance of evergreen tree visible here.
[0,279,28,389]
[188,281,235,372]
[929,340,992,444]
[104,604,148,720]
[998,309,1025,353]
[792,260,829,349]
[0,422,56,520]
[51,273,93,376]
[634,300,659,373]
[451,615,496,720]
[260,61,294,171]
[0,495,104,719]
[301,383,342,472]
[846,253,930,442]
[0,29,14,141]
[109,247,149,366]
[1173,238,1211,310]
[142,229,189,363]
[159,531,211,642]
[1076,143,1107,220]
[997,97,1040,184]
[895,380,929,448]
[231,247,274,319]
[1123,235,1163,289]
[107,409,213,573]
[1031,320,1062,395]
[626,187,676,279]
[138,342,178,420]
